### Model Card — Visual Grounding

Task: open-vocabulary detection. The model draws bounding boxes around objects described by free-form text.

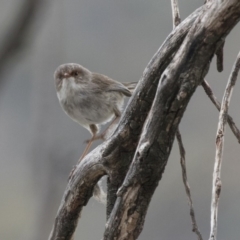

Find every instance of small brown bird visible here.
[54,63,137,160]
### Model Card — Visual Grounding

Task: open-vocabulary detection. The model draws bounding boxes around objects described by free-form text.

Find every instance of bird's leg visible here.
[86,107,121,143]
[70,109,120,179]
[80,124,98,161]
[104,107,121,139]
[69,124,98,179]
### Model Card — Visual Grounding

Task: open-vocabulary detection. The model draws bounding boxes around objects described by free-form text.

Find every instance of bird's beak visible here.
[63,72,70,78]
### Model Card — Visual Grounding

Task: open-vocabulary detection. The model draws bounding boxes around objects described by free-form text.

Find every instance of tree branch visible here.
[105,6,201,219]
[104,1,240,239]
[171,0,181,28]
[176,129,203,240]
[209,51,240,240]
[48,7,202,240]
[171,2,203,239]
[48,1,240,239]
[202,79,240,143]
[215,40,225,72]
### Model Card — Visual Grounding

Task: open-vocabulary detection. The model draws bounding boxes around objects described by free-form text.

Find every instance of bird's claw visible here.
[84,134,105,144]
[68,165,77,180]
[84,139,90,144]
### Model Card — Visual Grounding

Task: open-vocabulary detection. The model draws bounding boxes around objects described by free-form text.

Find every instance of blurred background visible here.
[0,0,240,239]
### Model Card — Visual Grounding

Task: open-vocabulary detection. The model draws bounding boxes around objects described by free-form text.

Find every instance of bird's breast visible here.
[57,80,125,126]
[57,77,77,102]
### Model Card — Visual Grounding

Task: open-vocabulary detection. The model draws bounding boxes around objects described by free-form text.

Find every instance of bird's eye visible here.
[72,71,79,76]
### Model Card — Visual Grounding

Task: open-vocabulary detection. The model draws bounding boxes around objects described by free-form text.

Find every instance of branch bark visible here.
[171,0,181,28]
[104,2,240,239]
[48,6,201,240]
[48,1,240,240]
[105,6,201,220]
[171,2,203,239]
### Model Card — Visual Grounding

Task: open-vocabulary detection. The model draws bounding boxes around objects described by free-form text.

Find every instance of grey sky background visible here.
[0,1,240,240]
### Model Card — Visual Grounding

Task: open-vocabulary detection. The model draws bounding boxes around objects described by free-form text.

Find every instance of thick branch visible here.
[48,7,202,240]
[104,2,240,239]
[105,6,201,218]
[48,149,106,240]
[49,1,240,239]
[171,2,203,239]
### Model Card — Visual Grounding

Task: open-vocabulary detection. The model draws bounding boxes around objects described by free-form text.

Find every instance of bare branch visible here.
[202,79,240,143]
[209,51,240,240]
[0,0,46,89]
[105,6,201,219]
[48,1,240,239]
[171,2,202,239]
[48,8,201,239]
[171,0,181,28]
[48,149,106,240]
[104,2,240,239]
[176,129,203,240]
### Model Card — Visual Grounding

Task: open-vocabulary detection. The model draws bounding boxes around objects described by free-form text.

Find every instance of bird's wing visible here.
[92,73,132,97]
[107,83,132,97]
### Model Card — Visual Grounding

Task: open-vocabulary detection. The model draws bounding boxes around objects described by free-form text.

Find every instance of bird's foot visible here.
[68,165,77,180]
[84,133,105,144]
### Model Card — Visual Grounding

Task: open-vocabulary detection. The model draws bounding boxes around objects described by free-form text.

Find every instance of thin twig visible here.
[202,79,240,143]
[209,51,240,240]
[171,2,203,239]
[176,130,203,240]
[171,0,181,28]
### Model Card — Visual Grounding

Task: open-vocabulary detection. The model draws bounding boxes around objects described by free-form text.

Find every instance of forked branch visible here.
[48,1,240,240]
[104,2,240,239]
[48,7,201,240]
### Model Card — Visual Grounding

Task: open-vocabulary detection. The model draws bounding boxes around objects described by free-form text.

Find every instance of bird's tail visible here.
[122,82,138,94]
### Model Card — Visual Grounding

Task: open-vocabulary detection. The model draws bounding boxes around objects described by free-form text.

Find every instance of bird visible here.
[54,63,137,160]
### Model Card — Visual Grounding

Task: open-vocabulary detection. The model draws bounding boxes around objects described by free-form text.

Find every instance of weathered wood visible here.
[48,1,240,240]
[103,1,240,239]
